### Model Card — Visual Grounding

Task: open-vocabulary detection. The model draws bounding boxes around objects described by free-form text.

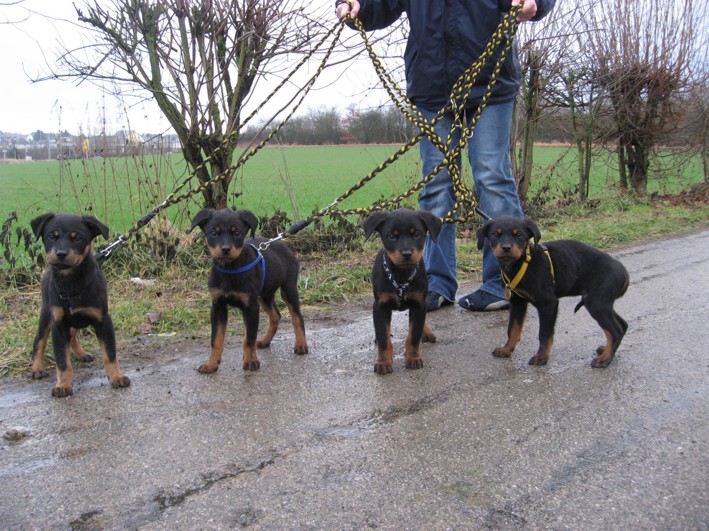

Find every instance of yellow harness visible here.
[501,243,555,300]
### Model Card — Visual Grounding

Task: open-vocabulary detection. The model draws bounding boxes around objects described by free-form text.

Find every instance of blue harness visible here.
[214,243,266,293]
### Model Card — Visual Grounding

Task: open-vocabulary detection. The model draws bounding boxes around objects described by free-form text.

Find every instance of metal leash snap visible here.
[258,233,284,252]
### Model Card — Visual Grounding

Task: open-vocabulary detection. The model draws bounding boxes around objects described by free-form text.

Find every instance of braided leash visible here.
[328,1,523,224]
[96,3,522,259]
[262,2,523,245]
[96,20,347,261]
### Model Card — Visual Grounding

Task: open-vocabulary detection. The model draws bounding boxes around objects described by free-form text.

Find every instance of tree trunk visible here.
[517,49,543,203]
[627,141,649,195]
[510,99,519,181]
[617,144,628,190]
[583,135,592,199]
[702,115,709,183]
[182,140,233,210]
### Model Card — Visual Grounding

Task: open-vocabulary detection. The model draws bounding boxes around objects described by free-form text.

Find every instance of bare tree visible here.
[491,2,570,203]
[682,89,709,184]
[40,0,325,209]
[586,0,709,195]
[308,106,342,145]
[559,67,609,199]
[515,46,546,202]
[532,0,613,201]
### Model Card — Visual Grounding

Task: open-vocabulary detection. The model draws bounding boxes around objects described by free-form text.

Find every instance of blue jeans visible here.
[418,101,523,301]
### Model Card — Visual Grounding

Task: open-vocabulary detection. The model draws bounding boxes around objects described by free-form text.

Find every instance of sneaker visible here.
[458,290,510,311]
[425,291,453,312]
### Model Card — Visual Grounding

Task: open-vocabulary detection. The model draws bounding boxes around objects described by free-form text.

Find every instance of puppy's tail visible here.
[574,298,585,314]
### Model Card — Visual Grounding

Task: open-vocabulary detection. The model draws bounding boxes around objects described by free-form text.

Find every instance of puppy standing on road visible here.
[363,208,442,374]
[30,213,131,397]
[191,208,308,374]
[477,216,629,368]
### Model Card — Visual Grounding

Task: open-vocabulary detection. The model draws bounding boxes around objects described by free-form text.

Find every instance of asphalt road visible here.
[1,230,708,530]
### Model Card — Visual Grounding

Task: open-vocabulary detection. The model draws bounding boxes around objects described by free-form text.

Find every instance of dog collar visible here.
[214,243,266,293]
[57,290,83,313]
[382,254,419,309]
[502,243,554,300]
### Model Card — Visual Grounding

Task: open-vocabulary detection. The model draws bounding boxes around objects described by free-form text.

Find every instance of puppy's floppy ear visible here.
[82,215,110,240]
[476,219,494,250]
[362,211,388,240]
[418,210,442,242]
[30,213,55,239]
[524,217,541,245]
[190,208,214,233]
[237,210,259,238]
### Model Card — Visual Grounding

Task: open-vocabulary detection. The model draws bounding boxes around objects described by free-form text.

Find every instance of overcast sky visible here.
[0,0,394,136]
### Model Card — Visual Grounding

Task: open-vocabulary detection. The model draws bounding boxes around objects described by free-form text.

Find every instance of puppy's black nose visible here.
[401,250,413,260]
[501,244,512,253]
[221,246,231,255]
[55,250,68,260]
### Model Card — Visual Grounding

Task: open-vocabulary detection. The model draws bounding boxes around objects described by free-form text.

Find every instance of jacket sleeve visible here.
[532,0,556,20]
[498,0,557,21]
[344,0,406,31]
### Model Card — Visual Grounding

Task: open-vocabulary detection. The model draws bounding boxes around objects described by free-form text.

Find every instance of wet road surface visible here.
[1,230,708,529]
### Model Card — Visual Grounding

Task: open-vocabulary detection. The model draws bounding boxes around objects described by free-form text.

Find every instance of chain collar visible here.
[382,255,420,309]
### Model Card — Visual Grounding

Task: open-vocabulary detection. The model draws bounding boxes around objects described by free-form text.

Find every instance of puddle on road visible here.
[315,419,377,441]
[0,385,38,409]
[0,454,57,478]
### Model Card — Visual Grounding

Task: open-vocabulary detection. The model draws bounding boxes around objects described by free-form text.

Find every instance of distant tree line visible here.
[239,104,424,146]
[238,103,591,147]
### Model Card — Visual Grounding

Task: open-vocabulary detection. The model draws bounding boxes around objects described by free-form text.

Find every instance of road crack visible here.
[153,452,280,511]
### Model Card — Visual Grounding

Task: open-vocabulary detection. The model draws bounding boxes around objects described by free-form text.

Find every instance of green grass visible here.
[0,146,423,233]
[520,146,704,199]
[2,145,704,235]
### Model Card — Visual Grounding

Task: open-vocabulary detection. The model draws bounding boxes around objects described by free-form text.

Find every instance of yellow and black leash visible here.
[97,3,522,261]
[260,3,523,250]
[96,19,348,262]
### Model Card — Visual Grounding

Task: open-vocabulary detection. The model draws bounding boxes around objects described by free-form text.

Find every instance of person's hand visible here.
[336,0,360,21]
[512,0,537,21]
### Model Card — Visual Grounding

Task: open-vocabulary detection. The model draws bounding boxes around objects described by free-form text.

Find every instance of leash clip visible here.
[95,235,127,263]
[257,233,284,252]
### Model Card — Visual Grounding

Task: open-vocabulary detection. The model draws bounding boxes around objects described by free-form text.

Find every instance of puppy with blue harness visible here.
[190,208,308,373]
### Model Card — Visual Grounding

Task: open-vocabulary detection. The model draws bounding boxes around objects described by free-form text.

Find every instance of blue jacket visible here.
[350,0,556,110]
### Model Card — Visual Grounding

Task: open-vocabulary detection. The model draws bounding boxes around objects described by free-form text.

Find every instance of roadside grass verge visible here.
[1,194,707,379]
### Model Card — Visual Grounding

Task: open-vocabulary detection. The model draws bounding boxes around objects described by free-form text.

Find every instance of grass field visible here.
[1,145,704,235]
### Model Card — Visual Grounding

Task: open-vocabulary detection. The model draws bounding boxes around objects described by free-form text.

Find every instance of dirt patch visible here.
[652,182,709,205]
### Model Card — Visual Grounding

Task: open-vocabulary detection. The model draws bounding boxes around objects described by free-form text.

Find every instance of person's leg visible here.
[459,101,523,311]
[418,108,460,309]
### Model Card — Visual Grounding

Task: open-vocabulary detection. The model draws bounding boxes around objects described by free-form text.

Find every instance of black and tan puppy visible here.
[363,208,442,374]
[190,208,308,373]
[477,216,629,368]
[30,213,130,397]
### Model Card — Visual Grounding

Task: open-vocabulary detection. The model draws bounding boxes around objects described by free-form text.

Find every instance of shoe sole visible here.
[483,300,510,311]
[458,299,510,311]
